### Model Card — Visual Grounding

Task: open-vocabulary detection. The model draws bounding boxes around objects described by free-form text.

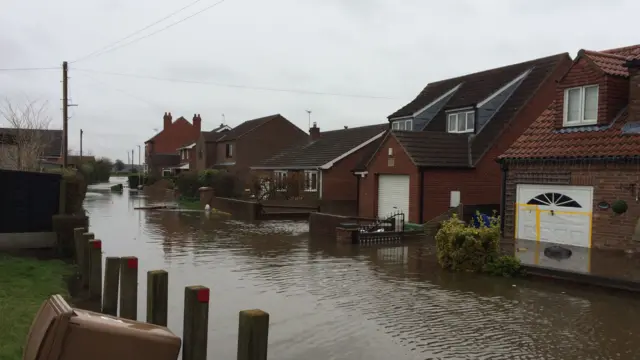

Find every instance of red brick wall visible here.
[505,162,640,252]
[357,134,420,222]
[322,141,378,201]
[148,118,199,154]
[236,116,307,180]
[554,57,614,128]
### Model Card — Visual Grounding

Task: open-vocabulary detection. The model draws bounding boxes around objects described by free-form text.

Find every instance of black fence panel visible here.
[0,169,61,233]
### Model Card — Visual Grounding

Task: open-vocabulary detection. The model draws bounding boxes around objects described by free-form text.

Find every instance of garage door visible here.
[378,175,410,219]
[516,184,593,248]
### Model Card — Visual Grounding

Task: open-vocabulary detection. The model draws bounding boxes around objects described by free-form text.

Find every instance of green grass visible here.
[0,256,72,360]
[179,198,203,210]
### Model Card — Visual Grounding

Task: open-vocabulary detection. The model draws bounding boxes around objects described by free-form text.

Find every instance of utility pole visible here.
[306,110,312,129]
[62,61,69,167]
[131,149,134,171]
[79,129,83,165]
[137,145,141,184]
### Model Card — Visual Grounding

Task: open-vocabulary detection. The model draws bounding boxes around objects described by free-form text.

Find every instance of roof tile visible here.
[392,131,470,167]
[217,114,281,141]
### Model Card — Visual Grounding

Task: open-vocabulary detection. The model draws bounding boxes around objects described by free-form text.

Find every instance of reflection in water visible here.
[84,178,640,360]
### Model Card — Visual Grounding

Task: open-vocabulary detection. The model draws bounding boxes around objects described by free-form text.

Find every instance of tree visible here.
[0,99,52,171]
[114,159,125,171]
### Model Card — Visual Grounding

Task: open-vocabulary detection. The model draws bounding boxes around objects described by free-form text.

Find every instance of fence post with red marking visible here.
[119,256,139,320]
[102,256,120,316]
[88,239,103,300]
[183,285,210,360]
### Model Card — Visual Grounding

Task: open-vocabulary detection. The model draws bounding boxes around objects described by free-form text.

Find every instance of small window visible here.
[225,143,233,158]
[392,122,400,130]
[304,170,318,192]
[564,85,598,126]
[526,192,582,208]
[404,119,412,130]
[274,171,287,191]
[447,111,475,133]
[198,149,203,159]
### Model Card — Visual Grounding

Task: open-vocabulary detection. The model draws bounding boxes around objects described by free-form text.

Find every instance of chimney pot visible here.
[163,112,172,130]
[193,113,202,133]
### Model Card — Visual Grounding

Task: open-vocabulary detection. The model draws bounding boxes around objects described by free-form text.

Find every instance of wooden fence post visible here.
[146,270,168,326]
[73,227,86,266]
[88,240,102,300]
[81,232,94,288]
[102,257,120,316]
[119,256,138,320]
[237,310,270,360]
[183,286,209,360]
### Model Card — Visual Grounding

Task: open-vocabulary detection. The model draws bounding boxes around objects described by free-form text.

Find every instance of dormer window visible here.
[447,110,475,133]
[392,119,413,131]
[564,85,598,126]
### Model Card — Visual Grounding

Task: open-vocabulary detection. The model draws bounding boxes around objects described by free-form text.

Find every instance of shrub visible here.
[175,171,201,199]
[435,213,523,277]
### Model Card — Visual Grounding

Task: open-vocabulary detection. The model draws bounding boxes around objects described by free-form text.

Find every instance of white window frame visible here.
[304,170,318,192]
[563,85,599,126]
[162,169,172,177]
[447,111,475,134]
[391,119,413,131]
[226,143,233,158]
[274,170,287,192]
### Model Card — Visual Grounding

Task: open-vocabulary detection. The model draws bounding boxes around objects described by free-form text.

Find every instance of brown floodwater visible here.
[84,178,640,360]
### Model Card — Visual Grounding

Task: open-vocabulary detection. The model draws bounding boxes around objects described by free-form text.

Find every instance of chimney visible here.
[309,121,320,141]
[626,59,640,123]
[163,112,172,130]
[193,113,202,132]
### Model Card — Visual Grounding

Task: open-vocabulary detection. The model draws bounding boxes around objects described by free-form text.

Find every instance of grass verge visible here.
[0,255,72,360]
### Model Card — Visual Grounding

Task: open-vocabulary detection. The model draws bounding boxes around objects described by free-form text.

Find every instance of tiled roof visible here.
[388,53,569,119]
[203,129,228,142]
[145,117,192,143]
[500,105,640,160]
[0,128,62,157]
[582,44,640,77]
[217,114,281,141]
[393,131,470,167]
[255,124,388,169]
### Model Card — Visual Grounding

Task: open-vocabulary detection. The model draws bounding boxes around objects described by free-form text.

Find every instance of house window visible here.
[447,111,475,133]
[392,119,413,131]
[564,85,598,126]
[274,171,287,191]
[304,170,318,192]
[162,169,172,177]
[198,149,203,159]
[186,150,189,160]
[225,143,233,158]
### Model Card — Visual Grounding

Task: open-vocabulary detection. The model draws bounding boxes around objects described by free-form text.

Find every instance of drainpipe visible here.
[499,161,507,234]
[356,174,360,215]
[418,167,424,224]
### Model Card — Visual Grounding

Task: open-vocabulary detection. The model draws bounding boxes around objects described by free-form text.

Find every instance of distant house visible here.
[0,128,63,171]
[63,155,96,169]
[356,53,572,224]
[499,44,640,252]
[144,112,201,176]
[194,123,231,172]
[251,123,387,215]
[194,114,307,181]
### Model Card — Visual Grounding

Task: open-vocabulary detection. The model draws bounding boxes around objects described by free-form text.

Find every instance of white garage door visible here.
[516,184,593,248]
[378,175,410,219]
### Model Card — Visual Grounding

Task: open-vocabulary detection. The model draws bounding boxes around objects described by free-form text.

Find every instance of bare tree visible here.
[0,99,52,171]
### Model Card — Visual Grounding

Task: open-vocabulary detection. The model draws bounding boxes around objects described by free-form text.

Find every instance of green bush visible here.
[435,213,523,277]
[175,170,241,199]
[78,158,113,184]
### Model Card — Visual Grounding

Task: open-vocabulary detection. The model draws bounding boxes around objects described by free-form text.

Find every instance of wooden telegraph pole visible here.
[79,129,83,164]
[62,61,69,167]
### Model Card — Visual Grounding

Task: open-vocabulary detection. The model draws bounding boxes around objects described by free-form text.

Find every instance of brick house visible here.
[251,123,387,215]
[499,44,640,252]
[194,123,231,171]
[356,53,573,224]
[0,128,62,170]
[195,114,307,181]
[144,112,201,175]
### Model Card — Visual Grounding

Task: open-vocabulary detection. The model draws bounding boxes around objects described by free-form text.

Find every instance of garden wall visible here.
[309,212,376,239]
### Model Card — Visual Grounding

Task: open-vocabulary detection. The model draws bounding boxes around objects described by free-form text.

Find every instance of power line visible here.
[74,68,398,100]
[76,71,166,110]
[72,0,228,63]
[72,0,206,63]
[0,66,58,71]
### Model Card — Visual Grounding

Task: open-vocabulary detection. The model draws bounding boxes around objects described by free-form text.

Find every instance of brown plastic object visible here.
[23,294,181,360]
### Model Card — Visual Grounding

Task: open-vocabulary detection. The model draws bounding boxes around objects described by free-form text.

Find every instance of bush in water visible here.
[435,213,523,277]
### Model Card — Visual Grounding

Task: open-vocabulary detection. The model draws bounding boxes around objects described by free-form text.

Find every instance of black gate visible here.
[0,169,61,233]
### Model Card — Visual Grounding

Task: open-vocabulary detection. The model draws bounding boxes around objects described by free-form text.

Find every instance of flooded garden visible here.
[84,178,640,360]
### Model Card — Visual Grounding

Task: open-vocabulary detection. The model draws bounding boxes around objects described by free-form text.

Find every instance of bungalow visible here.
[499,44,640,252]
[356,53,573,223]
[194,114,307,182]
[252,122,387,215]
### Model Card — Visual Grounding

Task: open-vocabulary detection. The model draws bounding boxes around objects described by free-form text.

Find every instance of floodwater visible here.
[85,178,640,360]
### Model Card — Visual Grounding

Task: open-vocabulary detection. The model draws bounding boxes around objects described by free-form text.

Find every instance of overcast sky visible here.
[0,0,636,162]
